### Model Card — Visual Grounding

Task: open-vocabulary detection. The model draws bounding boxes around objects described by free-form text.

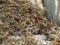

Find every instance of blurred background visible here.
[43,0,60,26]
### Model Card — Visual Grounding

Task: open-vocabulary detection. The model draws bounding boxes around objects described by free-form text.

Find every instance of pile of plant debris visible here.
[0,0,60,45]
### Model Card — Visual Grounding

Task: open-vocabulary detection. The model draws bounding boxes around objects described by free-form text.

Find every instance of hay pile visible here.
[0,0,60,45]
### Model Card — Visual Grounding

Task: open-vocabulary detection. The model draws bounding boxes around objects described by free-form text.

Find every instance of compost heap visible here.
[0,0,60,45]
